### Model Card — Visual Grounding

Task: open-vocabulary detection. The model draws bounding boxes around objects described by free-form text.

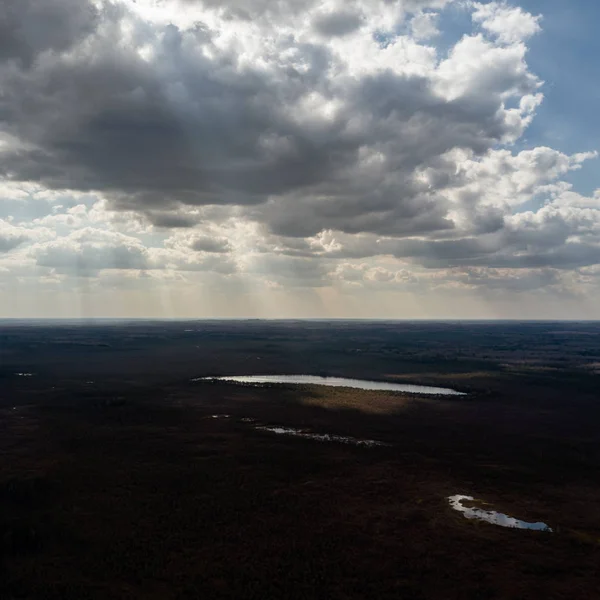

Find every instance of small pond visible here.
[194,375,465,396]
[256,425,387,447]
[448,495,552,532]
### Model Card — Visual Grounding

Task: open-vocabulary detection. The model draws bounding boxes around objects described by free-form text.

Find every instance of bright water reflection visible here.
[256,425,387,447]
[195,375,465,396]
[448,495,552,532]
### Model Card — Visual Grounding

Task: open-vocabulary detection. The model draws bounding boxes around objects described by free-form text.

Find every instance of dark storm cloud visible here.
[0,0,98,66]
[190,236,231,253]
[303,213,600,271]
[0,12,355,210]
[302,234,502,264]
[257,189,454,238]
[454,243,600,270]
[0,0,539,240]
[245,62,537,238]
[148,212,201,229]
[381,220,600,270]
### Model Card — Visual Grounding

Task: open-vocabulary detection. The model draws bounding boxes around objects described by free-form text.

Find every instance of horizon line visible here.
[1,318,599,323]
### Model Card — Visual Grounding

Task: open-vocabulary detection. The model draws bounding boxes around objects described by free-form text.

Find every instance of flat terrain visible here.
[1,320,600,599]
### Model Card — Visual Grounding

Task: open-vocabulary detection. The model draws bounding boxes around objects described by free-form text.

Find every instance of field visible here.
[1,320,600,599]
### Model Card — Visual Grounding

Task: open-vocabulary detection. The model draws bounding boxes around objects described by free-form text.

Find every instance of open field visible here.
[1,321,600,598]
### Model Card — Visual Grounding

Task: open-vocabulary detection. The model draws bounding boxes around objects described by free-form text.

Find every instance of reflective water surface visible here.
[195,375,465,396]
[448,495,552,532]
[256,425,387,447]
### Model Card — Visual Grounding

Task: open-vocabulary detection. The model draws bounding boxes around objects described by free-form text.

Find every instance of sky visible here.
[1,0,600,319]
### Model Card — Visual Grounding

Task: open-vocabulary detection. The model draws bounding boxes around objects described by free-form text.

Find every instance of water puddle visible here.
[256,425,388,447]
[194,375,464,396]
[448,495,552,532]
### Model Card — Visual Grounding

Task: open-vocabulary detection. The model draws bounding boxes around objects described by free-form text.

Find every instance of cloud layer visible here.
[0,0,599,317]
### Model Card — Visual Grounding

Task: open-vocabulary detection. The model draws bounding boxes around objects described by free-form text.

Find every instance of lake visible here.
[194,375,465,396]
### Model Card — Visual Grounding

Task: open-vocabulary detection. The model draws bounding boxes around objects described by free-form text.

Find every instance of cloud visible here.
[241,254,331,287]
[152,247,237,273]
[165,231,232,253]
[147,212,202,229]
[32,229,150,274]
[0,0,599,313]
[184,0,317,22]
[0,220,33,252]
[313,10,364,37]
[335,263,417,286]
[332,261,562,293]
[28,226,238,277]
[0,0,98,66]
[471,1,541,44]
[0,0,540,228]
[189,236,231,253]
[410,12,439,41]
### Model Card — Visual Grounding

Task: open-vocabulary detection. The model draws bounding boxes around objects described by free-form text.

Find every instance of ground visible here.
[1,320,599,599]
